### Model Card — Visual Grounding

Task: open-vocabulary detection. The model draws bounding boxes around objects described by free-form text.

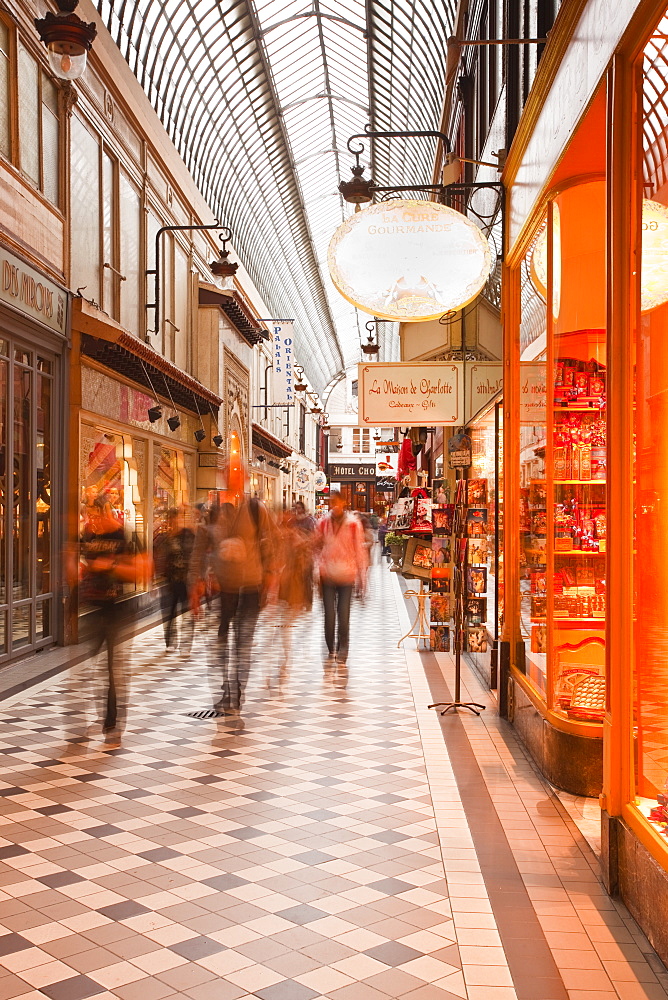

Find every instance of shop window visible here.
[0,19,11,159]
[517,230,548,695]
[71,118,142,330]
[71,115,100,302]
[0,342,55,657]
[153,445,189,532]
[517,178,608,722]
[635,16,668,816]
[353,428,370,453]
[17,42,59,206]
[80,427,147,611]
[468,402,502,678]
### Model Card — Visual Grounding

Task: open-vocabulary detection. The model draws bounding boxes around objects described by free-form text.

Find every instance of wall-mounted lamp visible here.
[338,126,503,207]
[147,405,162,423]
[167,415,181,432]
[336,441,343,452]
[35,0,96,81]
[209,230,238,291]
[147,221,229,341]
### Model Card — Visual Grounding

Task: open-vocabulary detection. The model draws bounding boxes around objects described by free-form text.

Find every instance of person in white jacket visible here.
[315,492,368,669]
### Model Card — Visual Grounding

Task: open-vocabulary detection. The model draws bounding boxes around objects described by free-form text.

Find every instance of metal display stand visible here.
[429,472,485,716]
[398,580,431,649]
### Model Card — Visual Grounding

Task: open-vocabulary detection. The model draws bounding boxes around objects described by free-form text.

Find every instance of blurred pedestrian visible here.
[153,508,195,654]
[378,517,389,557]
[190,498,274,713]
[276,508,315,671]
[316,492,367,672]
[79,497,144,748]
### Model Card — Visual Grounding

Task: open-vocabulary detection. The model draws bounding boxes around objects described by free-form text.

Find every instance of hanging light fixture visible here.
[194,428,206,442]
[147,405,162,423]
[35,0,97,81]
[213,434,223,448]
[210,230,239,291]
[167,415,181,432]
[294,365,307,392]
[338,147,375,208]
[362,320,380,357]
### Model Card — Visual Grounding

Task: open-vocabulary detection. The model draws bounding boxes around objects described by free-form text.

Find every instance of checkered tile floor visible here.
[0,560,665,1000]
[0,566,464,1000]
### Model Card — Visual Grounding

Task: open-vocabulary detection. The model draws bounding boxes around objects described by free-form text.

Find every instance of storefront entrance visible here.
[0,334,61,662]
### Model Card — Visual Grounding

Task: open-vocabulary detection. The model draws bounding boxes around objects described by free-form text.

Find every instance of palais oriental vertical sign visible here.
[358,363,462,426]
[270,321,296,406]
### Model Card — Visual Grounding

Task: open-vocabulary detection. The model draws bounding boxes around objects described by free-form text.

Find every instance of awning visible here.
[73,299,222,416]
[252,423,292,459]
[199,285,269,348]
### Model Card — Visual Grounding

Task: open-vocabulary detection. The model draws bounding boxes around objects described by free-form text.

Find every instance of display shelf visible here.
[554,404,606,411]
[555,550,605,556]
[555,479,606,485]
[553,617,606,625]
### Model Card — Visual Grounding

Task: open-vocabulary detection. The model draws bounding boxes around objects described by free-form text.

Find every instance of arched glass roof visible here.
[96,0,455,390]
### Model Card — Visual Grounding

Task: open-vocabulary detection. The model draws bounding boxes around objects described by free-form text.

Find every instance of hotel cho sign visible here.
[328,199,492,321]
[358,362,462,426]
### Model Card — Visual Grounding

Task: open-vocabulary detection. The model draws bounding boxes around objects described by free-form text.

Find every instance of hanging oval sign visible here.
[313,470,328,490]
[328,199,493,322]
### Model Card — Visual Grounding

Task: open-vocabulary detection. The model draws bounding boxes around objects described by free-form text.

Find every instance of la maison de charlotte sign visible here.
[358,363,461,426]
[358,362,545,426]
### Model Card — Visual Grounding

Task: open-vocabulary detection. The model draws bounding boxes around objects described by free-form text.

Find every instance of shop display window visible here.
[80,425,147,610]
[467,402,502,675]
[635,16,668,826]
[154,445,189,531]
[550,182,607,722]
[516,180,607,721]
[518,235,548,695]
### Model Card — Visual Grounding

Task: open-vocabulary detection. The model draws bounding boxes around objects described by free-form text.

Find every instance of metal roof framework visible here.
[96,0,455,391]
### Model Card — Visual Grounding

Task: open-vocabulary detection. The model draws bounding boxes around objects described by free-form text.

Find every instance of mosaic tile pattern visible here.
[0,568,467,1000]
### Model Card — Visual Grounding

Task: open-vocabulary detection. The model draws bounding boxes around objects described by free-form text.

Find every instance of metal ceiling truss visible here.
[96,0,456,388]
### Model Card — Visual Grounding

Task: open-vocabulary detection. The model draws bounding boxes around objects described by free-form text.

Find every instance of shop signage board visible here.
[467,364,503,422]
[329,200,492,321]
[329,463,376,481]
[0,247,68,336]
[448,432,472,468]
[520,363,546,424]
[270,320,296,406]
[358,362,462,426]
[314,470,327,490]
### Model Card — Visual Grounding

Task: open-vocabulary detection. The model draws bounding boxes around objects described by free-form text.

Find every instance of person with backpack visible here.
[315,492,368,675]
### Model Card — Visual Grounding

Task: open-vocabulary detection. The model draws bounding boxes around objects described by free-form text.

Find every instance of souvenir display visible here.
[467,627,487,653]
[467,479,487,505]
[410,496,432,532]
[430,595,451,623]
[401,537,432,581]
[430,625,450,652]
[468,537,488,565]
[432,505,455,534]
[394,498,412,530]
[432,536,451,568]
[431,573,451,594]
[467,566,487,595]
[466,598,487,625]
[466,508,488,536]
[433,483,450,504]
